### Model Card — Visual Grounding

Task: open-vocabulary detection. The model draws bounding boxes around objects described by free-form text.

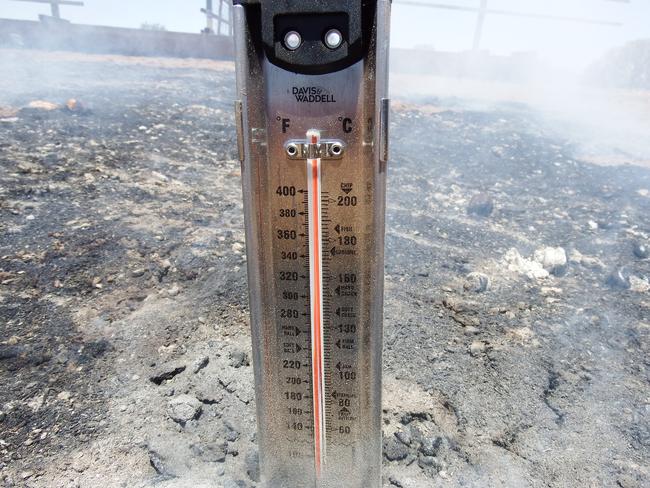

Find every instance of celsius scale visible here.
[232,1,391,486]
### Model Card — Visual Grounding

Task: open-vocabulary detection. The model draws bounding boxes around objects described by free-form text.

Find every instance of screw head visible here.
[286,143,298,157]
[284,31,302,51]
[324,29,343,49]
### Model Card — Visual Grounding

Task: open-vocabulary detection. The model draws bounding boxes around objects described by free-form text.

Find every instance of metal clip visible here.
[285,139,345,160]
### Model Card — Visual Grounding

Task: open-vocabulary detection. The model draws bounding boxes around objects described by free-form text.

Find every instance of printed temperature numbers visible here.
[276,185,296,196]
[337,195,357,206]
[279,208,297,217]
[277,229,297,240]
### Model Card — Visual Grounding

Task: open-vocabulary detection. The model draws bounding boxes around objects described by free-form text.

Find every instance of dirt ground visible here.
[0,50,648,488]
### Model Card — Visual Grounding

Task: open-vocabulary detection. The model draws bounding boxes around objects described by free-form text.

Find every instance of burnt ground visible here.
[0,50,648,488]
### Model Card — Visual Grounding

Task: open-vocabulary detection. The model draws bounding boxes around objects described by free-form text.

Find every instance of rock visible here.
[533,247,567,276]
[64,99,89,114]
[192,355,209,374]
[149,449,174,477]
[418,455,444,475]
[463,272,489,293]
[230,350,249,368]
[0,411,5,422]
[167,395,202,425]
[195,385,223,405]
[389,475,404,487]
[57,391,71,401]
[469,341,486,356]
[467,193,494,217]
[606,268,631,290]
[149,362,186,385]
[419,436,443,456]
[0,106,19,118]
[581,256,605,270]
[629,276,650,293]
[383,436,409,461]
[25,100,59,111]
[395,428,412,446]
[0,345,22,360]
[504,248,549,280]
[633,242,649,259]
[131,267,146,277]
[190,442,226,463]
[224,420,240,441]
[617,474,640,488]
[464,326,480,335]
[166,284,180,297]
[245,450,260,482]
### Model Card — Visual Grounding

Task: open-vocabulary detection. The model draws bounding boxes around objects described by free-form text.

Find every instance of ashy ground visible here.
[0,49,648,487]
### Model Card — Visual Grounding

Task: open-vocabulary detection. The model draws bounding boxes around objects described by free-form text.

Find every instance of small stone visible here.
[629,276,650,293]
[149,363,186,385]
[606,268,631,290]
[191,443,227,463]
[26,100,59,111]
[131,268,146,277]
[395,428,412,446]
[64,99,87,113]
[167,395,202,426]
[588,220,599,230]
[0,411,5,422]
[192,355,209,374]
[383,437,409,461]
[617,474,639,488]
[229,350,249,368]
[57,391,71,401]
[633,242,649,259]
[533,247,567,276]
[504,248,549,280]
[149,449,173,476]
[224,420,240,441]
[469,341,485,356]
[418,455,444,476]
[463,272,489,293]
[580,256,605,270]
[467,193,494,217]
[463,326,480,335]
[389,475,404,487]
[419,437,442,456]
[20,471,33,480]
[245,450,260,482]
[166,284,180,297]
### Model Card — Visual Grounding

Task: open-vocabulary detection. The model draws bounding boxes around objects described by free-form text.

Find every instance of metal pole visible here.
[228,3,233,37]
[472,0,487,51]
[217,0,224,35]
[51,0,60,18]
[206,0,213,33]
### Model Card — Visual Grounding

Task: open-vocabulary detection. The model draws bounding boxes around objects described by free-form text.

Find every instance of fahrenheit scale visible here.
[232,1,390,486]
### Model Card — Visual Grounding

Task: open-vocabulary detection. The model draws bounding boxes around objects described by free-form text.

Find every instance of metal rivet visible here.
[324,29,343,49]
[284,31,302,51]
[286,144,298,157]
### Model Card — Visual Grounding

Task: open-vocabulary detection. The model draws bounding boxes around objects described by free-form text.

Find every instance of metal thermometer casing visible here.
[232,2,390,486]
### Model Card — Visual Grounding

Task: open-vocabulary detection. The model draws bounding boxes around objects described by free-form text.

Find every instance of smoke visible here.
[389,45,650,167]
